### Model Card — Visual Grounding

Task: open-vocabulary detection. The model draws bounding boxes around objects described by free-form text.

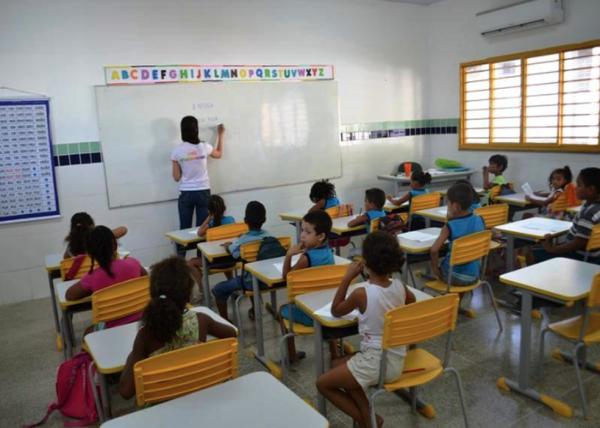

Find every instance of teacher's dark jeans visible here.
[177,189,210,257]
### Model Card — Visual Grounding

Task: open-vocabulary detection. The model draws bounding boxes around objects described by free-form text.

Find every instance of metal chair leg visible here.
[88,362,104,422]
[483,281,503,333]
[446,367,470,428]
[572,343,588,419]
[234,294,245,347]
[537,327,550,378]
[369,389,385,428]
[279,332,294,384]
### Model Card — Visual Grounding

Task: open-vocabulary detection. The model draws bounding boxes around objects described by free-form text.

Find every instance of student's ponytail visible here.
[86,225,116,277]
[143,257,194,343]
[208,195,227,227]
[65,212,94,256]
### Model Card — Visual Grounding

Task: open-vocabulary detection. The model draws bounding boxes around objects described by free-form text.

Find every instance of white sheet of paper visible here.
[522,219,565,233]
[188,229,199,235]
[315,302,360,321]
[273,254,302,273]
[400,231,438,242]
[521,182,534,196]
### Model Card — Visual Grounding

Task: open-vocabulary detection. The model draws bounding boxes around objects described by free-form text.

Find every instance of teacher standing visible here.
[171,116,224,256]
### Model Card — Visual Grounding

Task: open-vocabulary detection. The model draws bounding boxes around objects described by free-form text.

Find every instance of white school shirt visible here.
[170,141,214,191]
[357,278,407,357]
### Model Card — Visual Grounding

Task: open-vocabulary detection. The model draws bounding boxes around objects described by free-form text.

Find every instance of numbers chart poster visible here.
[0,99,60,224]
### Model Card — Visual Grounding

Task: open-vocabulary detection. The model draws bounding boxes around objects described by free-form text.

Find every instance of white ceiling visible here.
[383,0,445,5]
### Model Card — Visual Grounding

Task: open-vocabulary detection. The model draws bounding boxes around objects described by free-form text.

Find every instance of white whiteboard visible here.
[95,81,341,208]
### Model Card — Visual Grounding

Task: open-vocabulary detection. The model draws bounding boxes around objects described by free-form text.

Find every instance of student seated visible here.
[65,226,146,328]
[279,210,335,363]
[63,212,127,259]
[386,171,431,207]
[430,182,485,286]
[119,256,236,400]
[348,188,387,232]
[187,194,235,297]
[525,165,577,219]
[308,179,340,212]
[316,231,415,428]
[483,154,510,198]
[455,179,481,212]
[529,167,600,264]
[211,201,271,320]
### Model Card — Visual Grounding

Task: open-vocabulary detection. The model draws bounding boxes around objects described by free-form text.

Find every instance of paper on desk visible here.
[521,183,545,201]
[522,219,566,233]
[188,229,199,235]
[315,302,360,321]
[400,231,438,242]
[273,254,302,273]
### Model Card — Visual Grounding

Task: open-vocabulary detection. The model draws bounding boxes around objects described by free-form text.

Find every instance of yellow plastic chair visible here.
[370,217,381,232]
[538,273,600,419]
[279,265,349,381]
[548,193,569,218]
[475,203,509,253]
[91,276,150,325]
[369,294,469,427]
[205,222,249,241]
[232,237,292,347]
[59,255,95,280]
[408,192,441,229]
[424,230,503,332]
[325,203,353,219]
[489,183,515,203]
[583,224,600,262]
[134,338,238,407]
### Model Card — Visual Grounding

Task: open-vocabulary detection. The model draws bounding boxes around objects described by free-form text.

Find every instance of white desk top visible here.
[279,209,307,222]
[377,169,473,184]
[84,306,237,374]
[45,249,130,272]
[397,228,442,254]
[55,279,88,308]
[244,255,351,286]
[414,206,448,222]
[101,372,328,428]
[384,200,409,212]
[494,193,531,207]
[500,258,600,302]
[295,283,431,328]
[567,205,582,215]
[331,215,366,234]
[197,238,232,262]
[165,227,206,245]
[494,217,571,240]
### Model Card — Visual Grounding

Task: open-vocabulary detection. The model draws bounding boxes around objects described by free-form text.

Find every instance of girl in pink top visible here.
[66,226,147,328]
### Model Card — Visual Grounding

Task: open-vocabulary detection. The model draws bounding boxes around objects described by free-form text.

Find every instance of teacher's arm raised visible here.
[210,124,225,159]
[172,160,182,182]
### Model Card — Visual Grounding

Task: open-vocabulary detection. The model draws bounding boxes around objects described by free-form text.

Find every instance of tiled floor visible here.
[1,268,599,427]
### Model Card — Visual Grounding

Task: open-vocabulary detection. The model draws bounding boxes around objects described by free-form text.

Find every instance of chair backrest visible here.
[286,264,348,300]
[382,294,459,349]
[474,204,509,229]
[325,203,353,219]
[206,223,249,242]
[239,237,292,263]
[91,276,150,324]
[409,192,441,215]
[370,217,381,232]
[549,192,569,213]
[60,255,95,280]
[449,230,492,267]
[587,273,600,309]
[585,224,600,254]
[134,338,238,407]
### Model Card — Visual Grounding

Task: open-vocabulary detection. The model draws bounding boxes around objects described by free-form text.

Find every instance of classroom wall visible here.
[0,0,430,304]
[423,0,600,189]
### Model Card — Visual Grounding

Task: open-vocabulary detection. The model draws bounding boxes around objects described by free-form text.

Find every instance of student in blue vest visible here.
[386,171,432,208]
[308,179,340,211]
[455,179,481,212]
[430,182,485,286]
[280,210,336,363]
[347,188,387,232]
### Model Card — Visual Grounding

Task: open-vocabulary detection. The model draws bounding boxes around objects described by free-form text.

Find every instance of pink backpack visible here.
[25,352,99,427]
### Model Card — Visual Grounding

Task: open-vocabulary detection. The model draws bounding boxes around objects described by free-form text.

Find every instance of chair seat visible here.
[425,279,480,294]
[549,313,600,345]
[399,213,408,223]
[384,348,443,391]
[282,318,314,335]
[489,240,503,251]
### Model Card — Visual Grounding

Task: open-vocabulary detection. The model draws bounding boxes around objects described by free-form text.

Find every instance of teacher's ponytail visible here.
[181,116,200,145]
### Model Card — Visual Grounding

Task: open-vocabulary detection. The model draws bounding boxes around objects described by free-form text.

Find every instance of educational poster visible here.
[0,99,60,224]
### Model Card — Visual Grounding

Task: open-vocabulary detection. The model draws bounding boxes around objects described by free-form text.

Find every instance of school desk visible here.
[566,205,581,216]
[414,206,448,227]
[384,200,409,213]
[493,217,572,271]
[279,209,307,242]
[498,258,600,417]
[165,227,206,254]
[196,238,237,307]
[280,210,376,243]
[45,249,130,351]
[101,372,328,428]
[55,278,90,359]
[377,169,474,194]
[243,255,350,374]
[85,306,236,421]
[397,228,442,285]
[294,283,431,416]
[493,193,537,209]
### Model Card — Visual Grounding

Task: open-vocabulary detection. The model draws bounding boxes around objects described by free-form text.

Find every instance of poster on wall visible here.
[105,64,334,85]
[0,98,60,224]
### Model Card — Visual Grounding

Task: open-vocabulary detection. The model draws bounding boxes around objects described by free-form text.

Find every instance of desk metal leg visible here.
[202,253,211,307]
[99,373,112,419]
[252,276,265,359]
[497,291,573,417]
[314,320,327,416]
[61,309,73,359]
[48,273,62,349]
[505,235,515,272]
[294,220,301,244]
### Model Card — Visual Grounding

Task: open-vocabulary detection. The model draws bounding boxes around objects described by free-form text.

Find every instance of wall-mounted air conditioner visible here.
[476,0,564,37]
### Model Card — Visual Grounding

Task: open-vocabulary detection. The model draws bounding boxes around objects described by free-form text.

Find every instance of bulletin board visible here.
[0,98,60,224]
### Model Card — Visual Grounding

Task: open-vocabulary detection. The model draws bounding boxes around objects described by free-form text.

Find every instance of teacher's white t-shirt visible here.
[171,142,214,191]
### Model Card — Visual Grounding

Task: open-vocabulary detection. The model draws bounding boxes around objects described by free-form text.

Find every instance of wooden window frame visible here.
[460,39,600,153]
